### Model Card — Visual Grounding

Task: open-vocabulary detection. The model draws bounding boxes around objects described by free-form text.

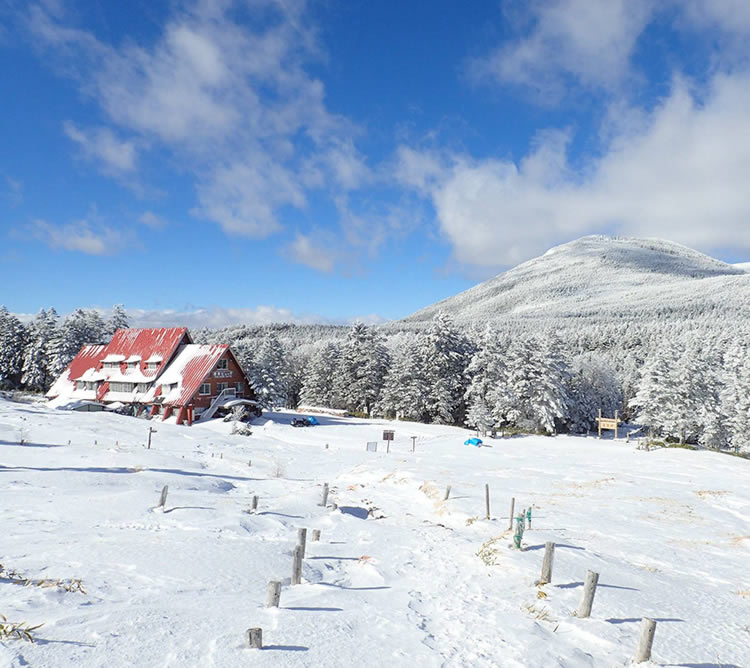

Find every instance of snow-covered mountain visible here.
[404,236,750,323]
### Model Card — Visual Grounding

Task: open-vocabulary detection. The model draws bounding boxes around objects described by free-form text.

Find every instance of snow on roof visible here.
[46,344,108,398]
[158,344,231,406]
[125,355,142,363]
[102,354,126,363]
[145,354,163,363]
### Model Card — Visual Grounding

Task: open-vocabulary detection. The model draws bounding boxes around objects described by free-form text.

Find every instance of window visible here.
[216,382,228,393]
[146,362,159,370]
[199,383,211,396]
[76,381,86,390]
[137,383,151,393]
[234,382,243,395]
[110,382,134,393]
[216,358,228,370]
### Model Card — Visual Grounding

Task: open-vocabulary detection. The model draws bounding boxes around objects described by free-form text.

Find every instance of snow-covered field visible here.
[1,396,748,667]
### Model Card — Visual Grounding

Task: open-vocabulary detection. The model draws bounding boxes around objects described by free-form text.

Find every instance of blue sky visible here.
[2,0,750,326]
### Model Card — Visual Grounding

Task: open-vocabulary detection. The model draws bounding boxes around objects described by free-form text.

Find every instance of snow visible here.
[1,396,748,667]
[101,354,126,363]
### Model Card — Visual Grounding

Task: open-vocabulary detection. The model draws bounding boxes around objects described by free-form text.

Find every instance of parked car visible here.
[291,416,319,427]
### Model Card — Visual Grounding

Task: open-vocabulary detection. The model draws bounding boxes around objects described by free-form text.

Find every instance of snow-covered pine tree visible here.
[464,326,505,434]
[300,341,341,408]
[418,313,471,424]
[250,330,292,409]
[106,304,129,338]
[629,340,675,437]
[21,308,56,392]
[0,306,27,388]
[336,323,389,415]
[375,338,425,421]
[721,342,750,453]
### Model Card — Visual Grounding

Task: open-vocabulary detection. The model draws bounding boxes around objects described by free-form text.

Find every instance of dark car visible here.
[291,416,319,427]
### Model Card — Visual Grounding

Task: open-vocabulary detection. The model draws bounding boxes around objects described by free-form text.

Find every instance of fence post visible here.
[539,542,555,584]
[634,618,656,662]
[251,495,258,513]
[297,528,307,558]
[291,545,303,585]
[444,485,451,501]
[312,529,321,542]
[508,497,515,530]
[577,570,599,618]
[266,581,281,608]
[246,627,263,649]
[485,484,491,520]
[319,483,329,507]
[158,485,168,509]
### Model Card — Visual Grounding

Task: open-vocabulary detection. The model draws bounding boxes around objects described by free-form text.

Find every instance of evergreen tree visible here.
[0,306,27,388]
[376,339,425,421]
[21,308,57,391]
[336,323,389,414]
[419,313,470,424]
[300,342,341,408]
[49,309,106,378]
[107,304,129,337]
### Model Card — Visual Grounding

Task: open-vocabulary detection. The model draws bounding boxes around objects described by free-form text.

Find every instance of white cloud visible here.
[284,233,335,273]
[63,121,137,172]
[472,0,656,96]
[28,1,369,245]
[138,211,168,228]
[399,72,750,269]
[119,305,385,328]
[30,218,126,255]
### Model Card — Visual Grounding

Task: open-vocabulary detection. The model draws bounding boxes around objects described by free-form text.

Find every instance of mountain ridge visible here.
[403,236,750,323]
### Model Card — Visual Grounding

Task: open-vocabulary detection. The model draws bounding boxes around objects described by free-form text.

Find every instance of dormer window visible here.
[216,358,228,370]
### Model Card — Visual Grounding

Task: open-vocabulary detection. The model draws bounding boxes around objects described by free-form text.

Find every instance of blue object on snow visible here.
[305,416,320,425]
[464,437,483,447]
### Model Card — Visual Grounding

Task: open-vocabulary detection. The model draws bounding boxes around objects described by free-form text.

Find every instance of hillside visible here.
[403,236,750,323]
[1,396,749,666]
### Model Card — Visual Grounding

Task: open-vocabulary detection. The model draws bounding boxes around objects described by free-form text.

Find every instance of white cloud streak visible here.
[30,218,126,255]
[27,0,369,245]
[398,73,750,269]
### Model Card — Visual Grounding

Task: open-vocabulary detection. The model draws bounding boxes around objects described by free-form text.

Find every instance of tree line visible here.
[1,305,748,453]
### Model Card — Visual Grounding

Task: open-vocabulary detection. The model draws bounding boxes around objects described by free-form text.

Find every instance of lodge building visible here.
[47,327,256,425]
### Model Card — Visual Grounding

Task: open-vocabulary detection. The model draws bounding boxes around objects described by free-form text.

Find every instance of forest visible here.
[1,304,748,453]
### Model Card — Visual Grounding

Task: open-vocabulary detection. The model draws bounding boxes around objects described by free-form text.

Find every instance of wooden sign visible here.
[595,409,621,439]
[382,430,394,441]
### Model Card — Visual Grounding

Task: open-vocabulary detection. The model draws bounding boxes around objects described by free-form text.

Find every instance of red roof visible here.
[67,344,109,381]
[106,327,190,368]
[158,344,233,406]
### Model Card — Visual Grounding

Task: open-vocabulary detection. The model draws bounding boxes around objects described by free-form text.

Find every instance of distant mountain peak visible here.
[403,235,748,324]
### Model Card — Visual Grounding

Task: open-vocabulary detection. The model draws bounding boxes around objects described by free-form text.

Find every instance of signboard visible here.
[595,409,621,439]
[214,370,232,378]
[382,430,395,441]
[366,441,378,452]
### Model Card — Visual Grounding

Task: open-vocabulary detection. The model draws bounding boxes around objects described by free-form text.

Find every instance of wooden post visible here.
[614,410,619,440]
[312,529,321,542]
[539,542,555,584]
[411,436,416,452]
[246,627,263,649]
[291,545,303,585]
[251,495,258,513]
[319,483,329,507]
[634,618,656,663]
[147,427,154,449]
[386,440,390,454]
[485,484,490,520]
[577,570,599,618]
[508,497,515,531]
[266,581,281,608]
[444,485,451,501]
[297,528,307,558]
[248,459,252,467]
[158,485,168,509]
[598,408,602,439]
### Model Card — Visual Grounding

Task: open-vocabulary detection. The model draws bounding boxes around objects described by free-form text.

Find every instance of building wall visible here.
[190,352,249,410]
